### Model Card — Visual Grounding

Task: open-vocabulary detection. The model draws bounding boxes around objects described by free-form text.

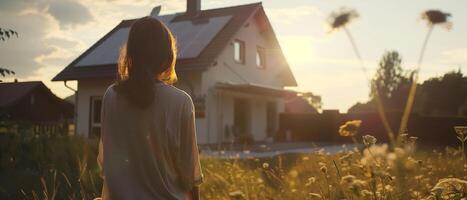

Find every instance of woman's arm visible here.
[178,97,204,196]
[185,186,199,200]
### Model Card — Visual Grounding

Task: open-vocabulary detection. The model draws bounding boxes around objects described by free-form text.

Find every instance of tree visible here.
[301,92,322,112]
[0,27,18,82]
[420,70,467,116]
[371,51,412,109]
[348,51,412,113]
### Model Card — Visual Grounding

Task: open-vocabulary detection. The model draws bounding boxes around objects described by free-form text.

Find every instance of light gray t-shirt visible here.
[98,82,203,200]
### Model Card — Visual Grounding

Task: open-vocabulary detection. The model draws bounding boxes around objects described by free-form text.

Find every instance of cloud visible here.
[265,5,322,25]
[0,0,86,99]
[440,48,467,65]
[48,0,93,28]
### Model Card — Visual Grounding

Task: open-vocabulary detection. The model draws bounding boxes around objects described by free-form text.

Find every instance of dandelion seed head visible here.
[327,7,359,32]
[421,10,452,30]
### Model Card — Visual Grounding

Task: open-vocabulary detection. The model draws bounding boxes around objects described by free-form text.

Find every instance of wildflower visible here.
[384,184,394,192]
[408,136,418,144]
[341,175,356,185]
[339,152,354,164]
[421,10,452,30]
[398,133,409,144]
[417,159,423,166]
[228,190,245,199]
[362,134,377,146]
[327,7,359,32]
[288,170,298,178]
[430,178,467,199]
[454,126,467,143]
[320,165,328,174]
[360,189,373,198]
[308,193,322,200]
[400,10,453,138]
[306,177,316,186]
[340,175,366,196]
[339,120,362,137]
[361,144,389,167]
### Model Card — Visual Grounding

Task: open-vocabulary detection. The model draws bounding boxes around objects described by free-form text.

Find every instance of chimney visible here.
[186,0,201,16]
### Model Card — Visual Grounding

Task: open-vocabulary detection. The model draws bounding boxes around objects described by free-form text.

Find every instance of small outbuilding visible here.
[0,81,74,134]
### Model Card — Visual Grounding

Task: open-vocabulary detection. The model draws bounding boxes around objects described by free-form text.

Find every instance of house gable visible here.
[201,6,297,92]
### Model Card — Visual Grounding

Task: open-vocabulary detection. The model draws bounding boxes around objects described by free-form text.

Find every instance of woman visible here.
[97,16,203,200]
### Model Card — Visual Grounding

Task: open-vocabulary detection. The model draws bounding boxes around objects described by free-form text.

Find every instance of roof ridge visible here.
[200,2,262,12]
[0,81,42,85]
[120,2,262,23]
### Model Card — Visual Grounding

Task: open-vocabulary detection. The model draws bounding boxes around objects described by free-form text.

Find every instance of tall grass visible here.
[0,128,102,199]
[2,128,466,199]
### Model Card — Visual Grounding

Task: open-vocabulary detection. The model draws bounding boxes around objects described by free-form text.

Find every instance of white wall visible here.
[76,79,113,137]
[200,14,291,144]
[201,15,289,93]
[76,77,208,143]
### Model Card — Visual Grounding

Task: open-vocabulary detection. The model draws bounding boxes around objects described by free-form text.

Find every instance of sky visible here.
[0,0,466,112]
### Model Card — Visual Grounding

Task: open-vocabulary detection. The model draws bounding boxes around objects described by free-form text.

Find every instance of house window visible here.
[256,46,266,69]
[90,96,102,139]
[234,39,245,64]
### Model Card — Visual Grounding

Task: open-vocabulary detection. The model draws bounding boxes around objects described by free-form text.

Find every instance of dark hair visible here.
[114,16,177,108]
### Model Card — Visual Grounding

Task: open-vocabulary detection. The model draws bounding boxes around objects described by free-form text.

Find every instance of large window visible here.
[256,46,266,69]
[233,39,245,64]
[89,96,102,139]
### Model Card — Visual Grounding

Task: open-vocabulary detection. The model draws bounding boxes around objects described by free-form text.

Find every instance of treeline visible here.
[349,50,467,116]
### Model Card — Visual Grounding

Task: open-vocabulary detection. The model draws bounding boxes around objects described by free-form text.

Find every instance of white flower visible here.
[430,178,467,199]
[362,134,377,146]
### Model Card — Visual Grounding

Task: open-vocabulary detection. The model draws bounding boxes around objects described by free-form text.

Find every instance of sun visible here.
[279,36,315,66]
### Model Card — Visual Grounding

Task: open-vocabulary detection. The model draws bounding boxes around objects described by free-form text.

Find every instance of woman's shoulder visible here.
[104,83,118,98]
[159,84,193,104]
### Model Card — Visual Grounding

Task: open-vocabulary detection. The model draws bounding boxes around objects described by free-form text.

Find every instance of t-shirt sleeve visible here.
[177,96,204,190]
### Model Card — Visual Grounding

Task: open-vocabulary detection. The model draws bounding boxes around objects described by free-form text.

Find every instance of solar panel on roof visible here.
[75,15,232,67]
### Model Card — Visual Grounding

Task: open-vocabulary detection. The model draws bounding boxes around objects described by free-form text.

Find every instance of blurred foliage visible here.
[0,122,101,199]
[0,27,18,81]
[349,51,466,116]
[420,70,467,116]
[371,51,413,110]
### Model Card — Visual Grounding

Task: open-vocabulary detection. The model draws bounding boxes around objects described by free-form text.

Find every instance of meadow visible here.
[1,125,465,200]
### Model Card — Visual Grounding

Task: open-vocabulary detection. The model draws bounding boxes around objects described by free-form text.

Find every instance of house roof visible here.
[0,81,42,107]
[0,81,74,122]
[52,2,297,86]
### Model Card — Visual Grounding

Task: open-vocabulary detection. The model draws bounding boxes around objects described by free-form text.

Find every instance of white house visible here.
[53,1,297,144]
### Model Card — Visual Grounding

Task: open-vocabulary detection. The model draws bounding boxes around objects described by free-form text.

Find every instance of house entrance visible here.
[233,98,250,141]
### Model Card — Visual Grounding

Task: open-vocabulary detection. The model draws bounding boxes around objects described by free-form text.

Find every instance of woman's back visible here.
[100,82,203,200]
